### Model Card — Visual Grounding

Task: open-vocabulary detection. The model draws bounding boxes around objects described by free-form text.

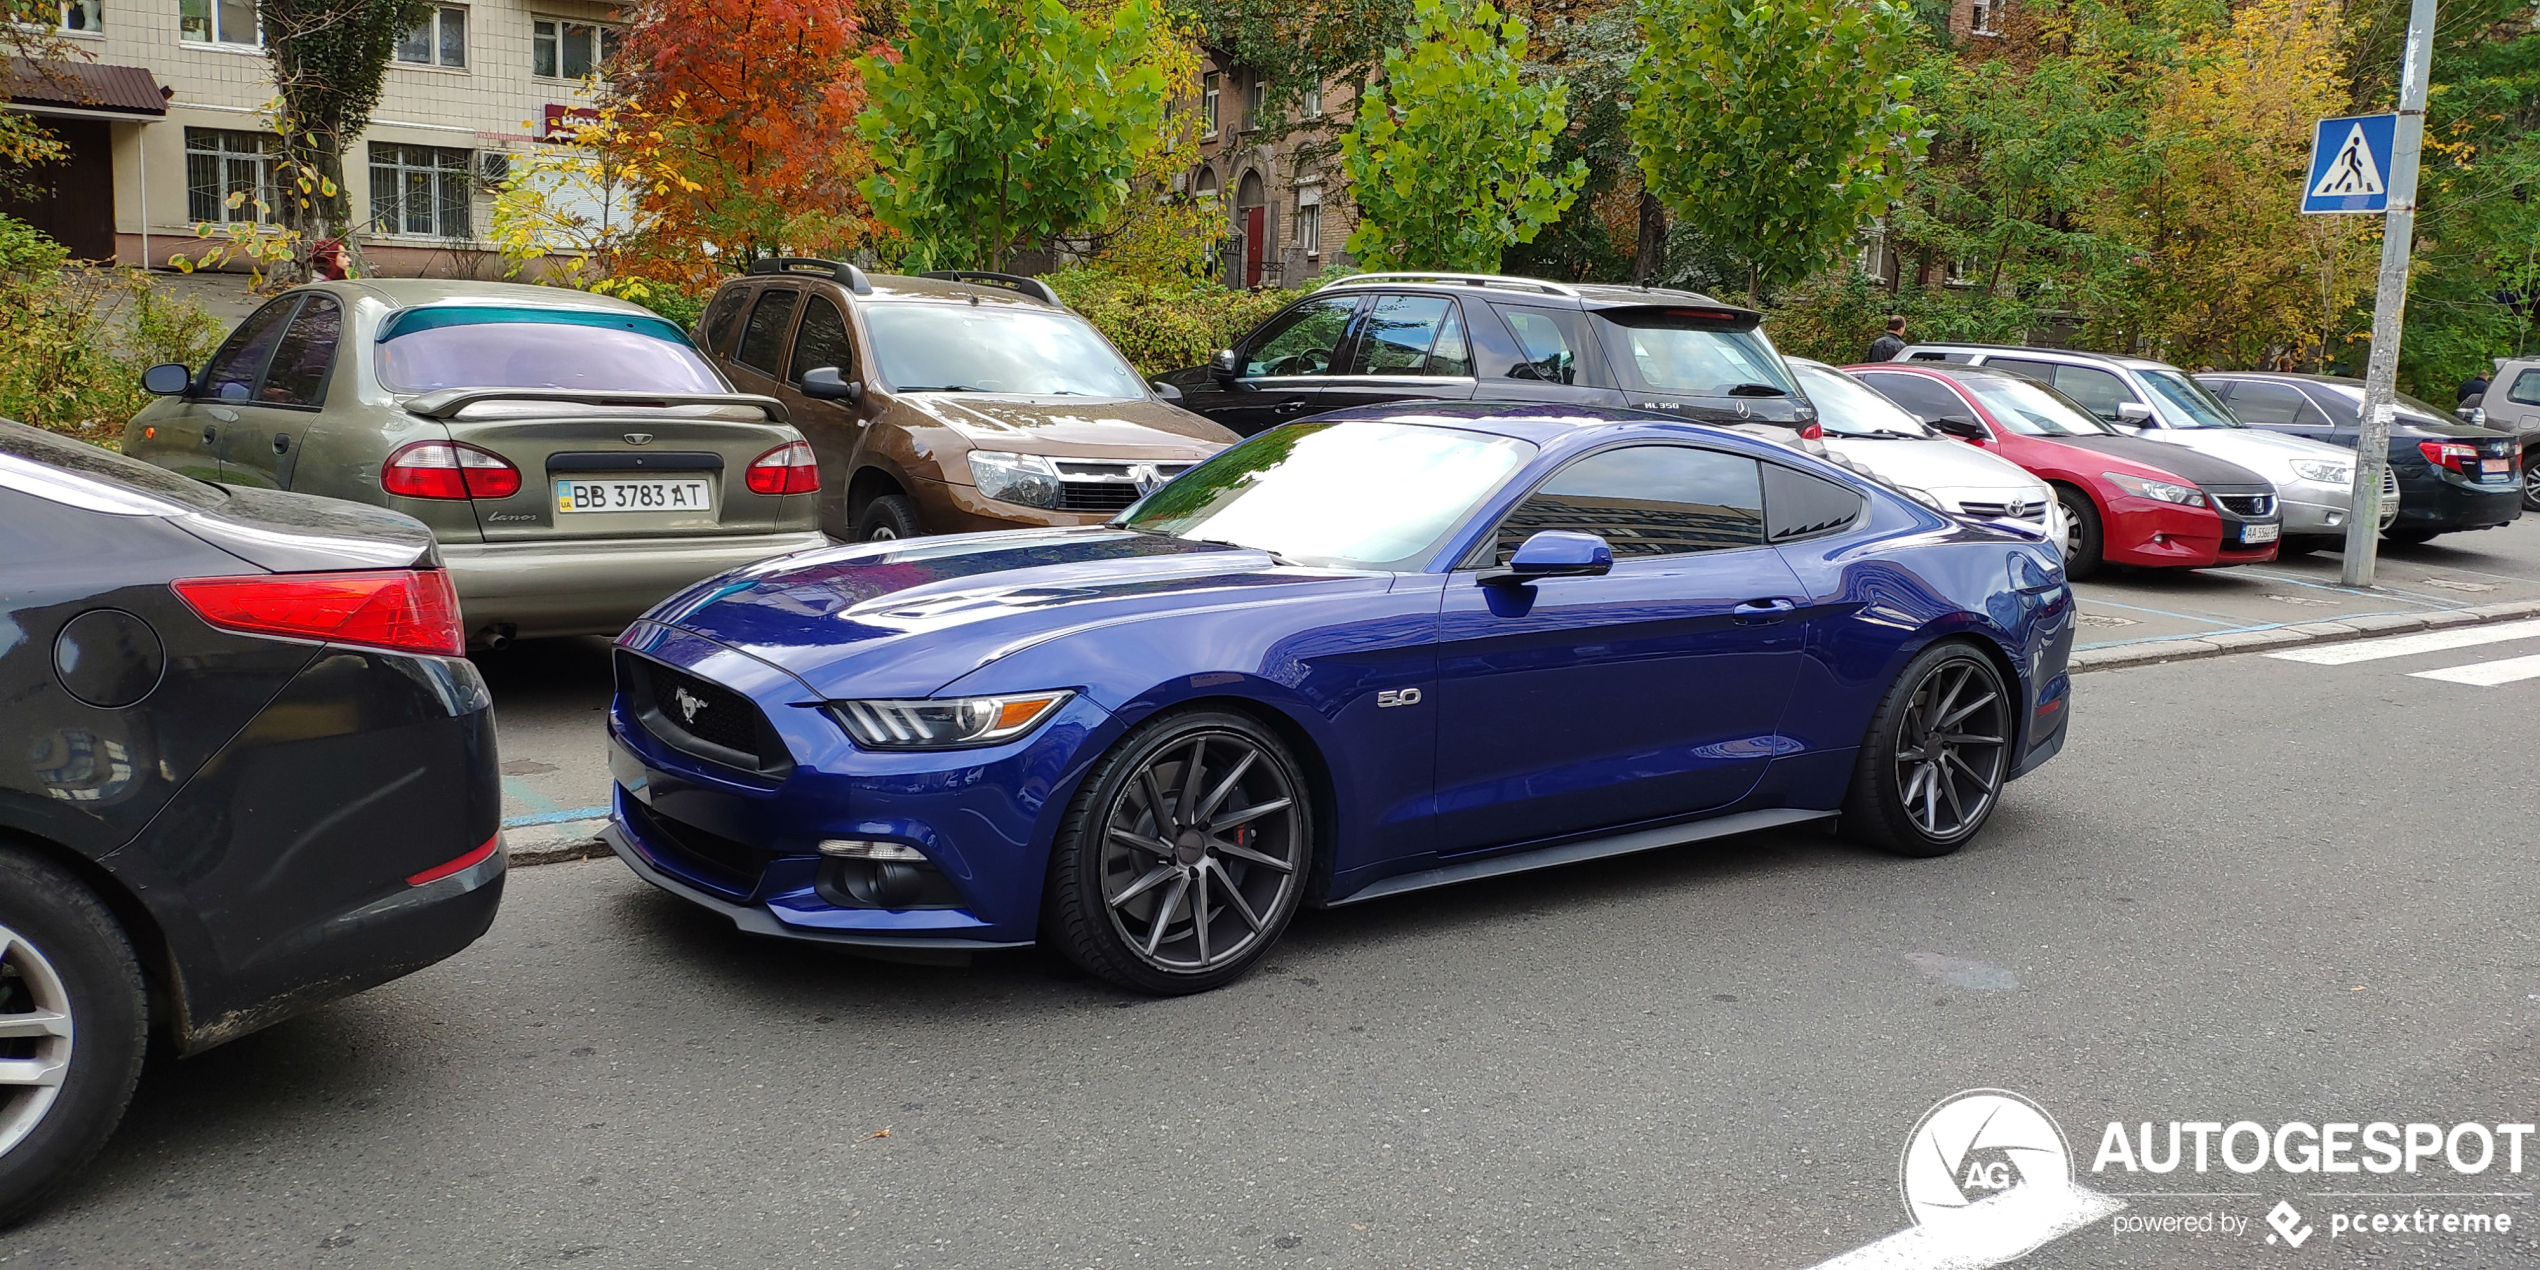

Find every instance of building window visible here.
[179,0,257,45]
[1246,76,1266,131]
[1296,185,1321,257]
[1970,0,2003,35]
[534,17,620,80]
[1855,218,1889,283]
[369,142,474,238]
[1301,87,1321,120]
[58,1,102,34]
[1201,72,1220,137]
[185,128,276,223]
[1944,258,1975,287]
[396,5,466,68]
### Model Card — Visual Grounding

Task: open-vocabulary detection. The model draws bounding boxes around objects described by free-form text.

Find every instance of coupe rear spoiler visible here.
[401,388,790,424]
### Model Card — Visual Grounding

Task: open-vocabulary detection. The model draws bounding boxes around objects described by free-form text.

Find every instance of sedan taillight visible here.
[383,440,522,500]
[1798,421,1824,441]
[2418,440,2478,474]
[172,569,465,656]
[747,441,819,496]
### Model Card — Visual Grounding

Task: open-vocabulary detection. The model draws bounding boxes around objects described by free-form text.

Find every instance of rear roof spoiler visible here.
[401,388,790,424]
[747,256,874,295]
[1595,303,1763,333]
[920,270,1064,307]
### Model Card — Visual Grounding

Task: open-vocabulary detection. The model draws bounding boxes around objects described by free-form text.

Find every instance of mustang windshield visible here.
[865,303,1147,398]
[1120,420,1535,570]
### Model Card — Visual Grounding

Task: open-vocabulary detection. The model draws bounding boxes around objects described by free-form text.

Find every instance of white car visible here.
[1790,359,2065,548]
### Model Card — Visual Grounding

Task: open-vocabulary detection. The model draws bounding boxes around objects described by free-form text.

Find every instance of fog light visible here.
[2326,512,2344,526]
[818,838,925,861]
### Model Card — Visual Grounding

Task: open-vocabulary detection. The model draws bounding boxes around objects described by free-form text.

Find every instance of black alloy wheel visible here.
[1046,710,1310,994]
[1842,642,2012,858]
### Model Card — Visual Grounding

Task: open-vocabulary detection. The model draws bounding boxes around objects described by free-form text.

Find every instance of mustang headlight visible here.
[2288,459,2352,484]
[968,451,1063,509]
[2104,472,2208,507]
[828,691,1073,750]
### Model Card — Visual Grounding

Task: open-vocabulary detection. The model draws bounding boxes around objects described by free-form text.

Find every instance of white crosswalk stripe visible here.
[2261,618,2540,687]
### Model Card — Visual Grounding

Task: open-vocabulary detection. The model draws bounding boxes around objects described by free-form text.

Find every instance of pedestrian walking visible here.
[1866,316,1907,363]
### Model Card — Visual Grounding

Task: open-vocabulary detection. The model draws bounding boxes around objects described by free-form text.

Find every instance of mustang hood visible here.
[897,394,1235,456]
[636,527,1391,699]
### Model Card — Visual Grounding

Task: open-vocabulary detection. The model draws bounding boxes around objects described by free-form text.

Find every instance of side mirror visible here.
[2115,401,2155,425]
[1931,415,1988,440]
[142,362,191,396]
[1210,348,1241,380]
[1150,379,1183,401]
[800,366,863,403]
[1479,530,1613,586]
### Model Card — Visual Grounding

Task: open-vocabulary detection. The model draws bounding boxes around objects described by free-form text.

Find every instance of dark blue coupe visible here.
[602,404,2074,993]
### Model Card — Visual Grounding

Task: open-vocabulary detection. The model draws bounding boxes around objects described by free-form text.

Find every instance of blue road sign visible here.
[2302,113,2398,215]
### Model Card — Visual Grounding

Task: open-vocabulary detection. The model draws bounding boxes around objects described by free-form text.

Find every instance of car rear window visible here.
[1595,309,1795,396]
[376,305,726,394]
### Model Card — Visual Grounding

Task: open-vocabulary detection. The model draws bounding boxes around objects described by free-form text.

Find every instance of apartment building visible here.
[1187,57,1356,290]
[5,0,622,273]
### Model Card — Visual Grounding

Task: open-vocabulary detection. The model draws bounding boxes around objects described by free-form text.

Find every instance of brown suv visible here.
[697,260,1238,541]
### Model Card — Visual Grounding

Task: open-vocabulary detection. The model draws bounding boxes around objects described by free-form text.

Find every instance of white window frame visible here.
[368,141,476,240]
[532,16,619,81]
[179,0,260,47]
[185,127,277,224]
[1201,71,1221,138]
[1970,0,2004,37]
[396,4,468,69]
[57,0,102,36]
[1296,183,1321,257]
[1856,218,1890,284]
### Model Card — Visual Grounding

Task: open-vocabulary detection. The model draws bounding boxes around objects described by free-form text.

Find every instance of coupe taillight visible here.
[746,441,819,495]
[383,440,521,500]
[172,569,466,656]
[2418,440,2478,474]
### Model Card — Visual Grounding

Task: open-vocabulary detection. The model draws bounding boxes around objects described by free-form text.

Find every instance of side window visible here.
[1346,295,1460,376]
[735,289,800,375]
[1428,304,1471,377]
[258,295,342,407]
[788,294,856,385]
[1761,463,1865,543]
[2508,370,2540,407]
[1856,372,1972,426]
[2052,366,2133,421]
[1489,445,1765,564]
[1984,357,2059,383]
[702,286,750,355]
[1243,297,1355,376]
[198,296,300,401]
[1493,305,1582,384]
[2218,381,2307,425]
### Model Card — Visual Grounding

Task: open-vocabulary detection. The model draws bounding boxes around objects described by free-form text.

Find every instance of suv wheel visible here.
[855,494,922,542]
[0,847,147,1225]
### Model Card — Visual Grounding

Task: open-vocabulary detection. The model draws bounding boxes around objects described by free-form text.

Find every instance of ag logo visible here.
[1900,1089,2081,1259]
[671,685,708,724]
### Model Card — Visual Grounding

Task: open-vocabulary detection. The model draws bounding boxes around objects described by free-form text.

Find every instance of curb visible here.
[510,837,611,868]
[2069,598,2540,674]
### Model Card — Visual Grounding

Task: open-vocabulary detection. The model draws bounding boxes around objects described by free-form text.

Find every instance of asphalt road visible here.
[10,601,2540,1267]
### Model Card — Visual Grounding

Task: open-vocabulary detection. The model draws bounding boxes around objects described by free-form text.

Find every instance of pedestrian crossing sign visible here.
[2302,113,2398,214]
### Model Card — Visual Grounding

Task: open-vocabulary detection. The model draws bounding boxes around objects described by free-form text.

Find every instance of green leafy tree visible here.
[857,0,1169,271]
[262,0,434,276]
[0,1,94,202]
[1627,0,1925,306]
[1338,0,1587,272]
[2391,0,2540,391]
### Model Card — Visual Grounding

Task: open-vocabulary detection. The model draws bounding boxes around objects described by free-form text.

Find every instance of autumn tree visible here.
[262,0,432,275]
[608,0,874,279]
[1338,0,1586,271]
[857,0,1169,271]
[0,3,90,201]
[1627,0,1924,306]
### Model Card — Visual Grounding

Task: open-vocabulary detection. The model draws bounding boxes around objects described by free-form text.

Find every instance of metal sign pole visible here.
[2341,0,2439,587]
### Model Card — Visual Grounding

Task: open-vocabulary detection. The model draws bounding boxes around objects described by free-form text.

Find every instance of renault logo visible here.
[624,432,654,446]
[1128,463,1165,494]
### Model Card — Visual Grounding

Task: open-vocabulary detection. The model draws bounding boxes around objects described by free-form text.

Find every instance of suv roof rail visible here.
[919,270,1063,307]
[746,256,873,295]
[1319,272,1582,298]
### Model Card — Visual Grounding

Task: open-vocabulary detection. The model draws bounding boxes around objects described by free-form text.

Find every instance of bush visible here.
[1045,267,1297,378]
[0,216,222,445]
[1762,268,2049,367]
[591,275,709,331]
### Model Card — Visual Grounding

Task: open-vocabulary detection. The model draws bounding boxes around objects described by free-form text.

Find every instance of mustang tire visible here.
[1045,710,1312,995]
[1842,642,2013,859]
[0,846,147,1227]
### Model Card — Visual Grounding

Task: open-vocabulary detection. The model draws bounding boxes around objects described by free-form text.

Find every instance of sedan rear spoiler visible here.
[401,388,790,424]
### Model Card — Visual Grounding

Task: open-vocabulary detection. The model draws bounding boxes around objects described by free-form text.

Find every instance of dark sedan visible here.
[2198,372,2522,546]
[0,421,504,1222]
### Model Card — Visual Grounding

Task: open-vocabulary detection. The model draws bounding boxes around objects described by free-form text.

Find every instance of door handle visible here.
[1732,598,1797,624]
[1272,399,1312,415]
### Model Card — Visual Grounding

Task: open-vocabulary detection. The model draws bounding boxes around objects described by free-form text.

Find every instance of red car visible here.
[1847,363,2282,578]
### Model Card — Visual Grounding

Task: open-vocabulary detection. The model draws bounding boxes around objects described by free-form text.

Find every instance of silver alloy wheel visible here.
[2057,493,2085,558]
[1098,730,1302,973]
[866,525,899,541]
[2524,462,2539,511]
[0,922,74,1159]
[1891,658,2009,841]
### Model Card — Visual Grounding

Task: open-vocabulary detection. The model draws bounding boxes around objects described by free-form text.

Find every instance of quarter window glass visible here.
[2050,365,2133,422]
[1762,463,1865,542]
[1603,313,1794,395]
[788,295,856,385]
[1494,306,1582,383]
[199,296,299,401]
[1348,295,1457,375]
[702,287,749,353]
[2219,381,2308,425]
[1492,445,1765,563]
[2507,370,2540,406]
[1243,297,1353,376]
[259,295,341,406]
[1427,305,1471,376]
[736,290,800,375]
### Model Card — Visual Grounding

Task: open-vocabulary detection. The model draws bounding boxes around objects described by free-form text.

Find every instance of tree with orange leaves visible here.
[605,0,875,280]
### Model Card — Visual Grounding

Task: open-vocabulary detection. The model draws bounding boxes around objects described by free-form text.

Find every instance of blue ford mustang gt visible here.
[602,403,2074,993]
